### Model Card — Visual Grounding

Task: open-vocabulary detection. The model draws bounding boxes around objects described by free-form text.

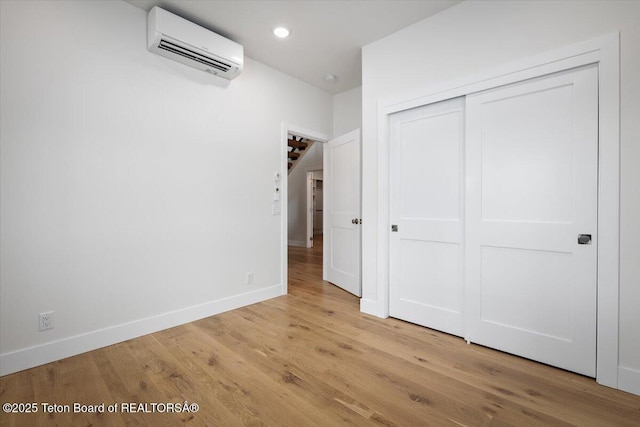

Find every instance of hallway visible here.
[288,235,325,291]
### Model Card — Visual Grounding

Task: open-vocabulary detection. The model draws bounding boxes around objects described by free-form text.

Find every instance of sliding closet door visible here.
[465,65,598,376]
[389,98,465,337]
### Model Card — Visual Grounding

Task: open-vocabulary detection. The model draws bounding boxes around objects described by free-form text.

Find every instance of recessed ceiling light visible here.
[273,27,290,38]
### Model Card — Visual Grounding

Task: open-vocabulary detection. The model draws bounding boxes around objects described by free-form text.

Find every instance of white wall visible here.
[287,142,323,246]
[0,0,332,374]
[361,0,640,395]
[333,86,362,137]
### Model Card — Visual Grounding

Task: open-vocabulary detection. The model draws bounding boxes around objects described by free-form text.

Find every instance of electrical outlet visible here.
[39,311,54,331]
[246,272,253,285]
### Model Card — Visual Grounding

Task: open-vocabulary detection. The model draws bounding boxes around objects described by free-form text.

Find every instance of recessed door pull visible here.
[391,225,398,232]
[578,234,592,245]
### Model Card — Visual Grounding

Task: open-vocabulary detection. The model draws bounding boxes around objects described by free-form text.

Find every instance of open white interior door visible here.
[323,129,361,296]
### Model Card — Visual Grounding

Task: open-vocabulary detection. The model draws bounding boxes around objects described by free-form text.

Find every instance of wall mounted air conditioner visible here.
[147,6,243,80]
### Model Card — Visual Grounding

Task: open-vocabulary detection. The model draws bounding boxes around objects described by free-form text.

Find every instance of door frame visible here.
[373,33,620,388]
[306,170,323,248]
[306,171,314,248]
[280,123,329,295]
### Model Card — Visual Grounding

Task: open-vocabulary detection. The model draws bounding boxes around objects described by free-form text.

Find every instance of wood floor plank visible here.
[0,235,638,426]
[97,341,181,427]
[275,260,640,426]
[125,334,235,426]
[191,315,383,426]
[250,297,575,427]
[0,365,35,427]
[261,295,630,426]
[225,306,482,426]
[156,322,326,427]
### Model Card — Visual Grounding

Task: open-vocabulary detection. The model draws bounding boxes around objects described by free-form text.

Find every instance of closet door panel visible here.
[389,97,465,336]
[465,65,598,376]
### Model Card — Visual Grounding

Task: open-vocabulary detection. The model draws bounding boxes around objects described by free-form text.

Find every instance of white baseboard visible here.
[0,285,282,376]
[618,366,640,396]
[288,240,307,247]
[360,298,386,318]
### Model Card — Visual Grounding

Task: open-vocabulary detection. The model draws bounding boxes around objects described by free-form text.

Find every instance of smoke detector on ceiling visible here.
[324,74,337,83]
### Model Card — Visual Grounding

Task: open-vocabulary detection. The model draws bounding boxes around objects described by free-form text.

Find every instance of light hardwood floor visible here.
[1,235,639,426]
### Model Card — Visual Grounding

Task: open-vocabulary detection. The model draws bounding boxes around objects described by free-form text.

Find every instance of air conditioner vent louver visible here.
[147,7,243,80]
[158,39,231,72]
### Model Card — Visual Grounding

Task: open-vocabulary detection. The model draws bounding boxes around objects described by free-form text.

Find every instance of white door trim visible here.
[306,171,314,248]
[372,33,620,388]
[281,123,329,296]
[306,170,323,248]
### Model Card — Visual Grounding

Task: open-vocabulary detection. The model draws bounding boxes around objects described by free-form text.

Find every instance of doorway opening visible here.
[286,133,324,284]
[280,124,328,296]
[281,124,362,299]
[286,134,323,249]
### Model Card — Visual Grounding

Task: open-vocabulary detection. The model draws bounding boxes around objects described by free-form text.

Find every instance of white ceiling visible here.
[124,0,461,94]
